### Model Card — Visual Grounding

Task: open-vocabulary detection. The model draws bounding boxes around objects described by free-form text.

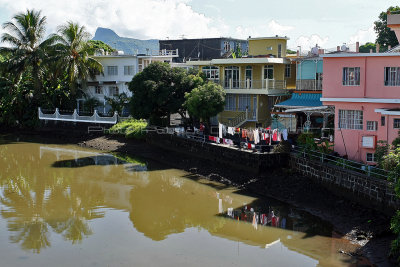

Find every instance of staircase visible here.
[227,110,248,127]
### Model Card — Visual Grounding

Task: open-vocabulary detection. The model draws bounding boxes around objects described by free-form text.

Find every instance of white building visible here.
[79,49,178,115]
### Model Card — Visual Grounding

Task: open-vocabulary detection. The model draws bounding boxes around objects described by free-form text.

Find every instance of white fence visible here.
[38,108,130,124]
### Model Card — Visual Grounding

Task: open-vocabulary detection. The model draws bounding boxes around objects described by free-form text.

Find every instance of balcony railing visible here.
[296,79,322,91]
[215,79,287,90]
[145,49,179,56]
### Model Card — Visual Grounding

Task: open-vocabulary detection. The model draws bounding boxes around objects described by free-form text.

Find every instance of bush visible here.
[273,140,291,153]
[108,119,148,139]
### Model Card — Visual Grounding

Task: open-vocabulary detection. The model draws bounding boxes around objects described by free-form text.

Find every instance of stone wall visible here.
[146,132,288,174]
[290,154,400,212]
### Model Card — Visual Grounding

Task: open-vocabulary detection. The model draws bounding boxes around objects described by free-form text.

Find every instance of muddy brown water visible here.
[0,140,369,266]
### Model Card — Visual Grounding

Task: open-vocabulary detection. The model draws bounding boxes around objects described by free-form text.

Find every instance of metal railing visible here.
[215,79,287,90]
[292,146,389,180]
[296,79,322,91]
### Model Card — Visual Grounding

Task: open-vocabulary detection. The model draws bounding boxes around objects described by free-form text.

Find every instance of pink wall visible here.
[329,102,400,163]
[323,55,400,99]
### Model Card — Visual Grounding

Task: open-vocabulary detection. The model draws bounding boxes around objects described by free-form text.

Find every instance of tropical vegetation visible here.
[0,9,107,128]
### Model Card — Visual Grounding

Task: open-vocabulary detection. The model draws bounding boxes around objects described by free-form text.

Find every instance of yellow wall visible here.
[217,64,286,82]
[248,39,287,57]
[285,63,296,89]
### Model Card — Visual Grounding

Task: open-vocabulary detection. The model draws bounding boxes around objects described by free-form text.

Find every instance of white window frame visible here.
[95,86,102,95]
[202,66,219,80]
[124,65,135,76]
[107,66,118,76]
[264,65,274,79]
[394,118,400,129]
[285,64,291,78]
[384,67,400,86]
[224,66,240,88]
[338,109,363,130]
[342,67,360,86]
[224,41,230,52]
[366,121,378,131]
[366,153,376,163]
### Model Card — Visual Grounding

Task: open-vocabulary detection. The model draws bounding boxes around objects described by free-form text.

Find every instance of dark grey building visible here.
[159,37,248,62]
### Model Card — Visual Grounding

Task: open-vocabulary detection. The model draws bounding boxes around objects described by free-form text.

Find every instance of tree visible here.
[359,42,379,53]
[0,9,56,100]
[374,6,400,49]
[87,40,116,55]
[184,82,225,124]
[128,62,203,124]
[52,22,103,97]
[105,93,129,115]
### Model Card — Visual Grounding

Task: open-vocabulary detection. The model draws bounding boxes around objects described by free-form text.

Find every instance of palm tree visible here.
[0,9,55,100]
[52,22,103,97]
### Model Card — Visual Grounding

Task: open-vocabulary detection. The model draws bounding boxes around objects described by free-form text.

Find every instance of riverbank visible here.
[0,128,396,266]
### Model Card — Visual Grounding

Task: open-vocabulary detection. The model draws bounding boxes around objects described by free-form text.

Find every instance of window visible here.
[225,94,236,111]
[95,86,102,94]
[342,67,360,86]
[224,41,230,52]
[107,66,118,76]
[124,65,134,76]
[264,65,274,79]
[278,44,282,58]
[394,118,400,129]
[381,116,386,126]
[366,153,376,163]
[202,66,219,80]
[245,66,252,88]
[266,46,273,51]
[366,121,378,131]
[338,110,363,130]
[384,67,400,86]
[285,64,291,78]
[238,94,251,111]
[224,66,239,88]
[109,86,119,96]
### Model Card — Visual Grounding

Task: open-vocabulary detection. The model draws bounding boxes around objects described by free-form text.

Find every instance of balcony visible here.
[213,79,287,95]
[296,79,322,91]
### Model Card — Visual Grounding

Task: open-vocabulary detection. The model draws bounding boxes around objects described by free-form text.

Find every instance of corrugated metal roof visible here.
[275,93,322,108]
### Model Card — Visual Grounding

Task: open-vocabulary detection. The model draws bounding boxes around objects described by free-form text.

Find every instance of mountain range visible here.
[93,27,159,55]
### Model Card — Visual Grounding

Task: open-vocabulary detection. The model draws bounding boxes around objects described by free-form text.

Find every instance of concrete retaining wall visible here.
[146,133,288,174]
[289,154,400,212]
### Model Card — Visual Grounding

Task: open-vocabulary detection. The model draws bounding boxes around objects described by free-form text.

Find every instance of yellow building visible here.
[191,36,295,128]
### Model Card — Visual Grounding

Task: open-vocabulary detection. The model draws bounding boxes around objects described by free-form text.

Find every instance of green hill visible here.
[93,27,159,55]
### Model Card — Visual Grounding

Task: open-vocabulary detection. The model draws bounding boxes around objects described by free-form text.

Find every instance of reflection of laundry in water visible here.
[218,199,223,214]
[265,239,280,249]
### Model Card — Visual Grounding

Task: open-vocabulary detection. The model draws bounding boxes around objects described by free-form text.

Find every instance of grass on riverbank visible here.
[107,119,148,139]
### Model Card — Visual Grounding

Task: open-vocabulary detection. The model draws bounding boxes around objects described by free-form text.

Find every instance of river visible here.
[0,140,367,266]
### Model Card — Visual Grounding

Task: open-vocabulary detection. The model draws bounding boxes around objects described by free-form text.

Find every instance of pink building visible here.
[321,49,400,163]
[321,15,400,163]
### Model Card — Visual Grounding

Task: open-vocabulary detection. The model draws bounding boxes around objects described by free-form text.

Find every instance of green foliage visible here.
[108,119,148,139]
[358,42,387,53]
[82,97,102,113]
[105,93,129,115]
[273,140,291,153]
[129,62,204,125]
[383,147,400,262]
[392,131,400,148]
[375,140,390,167]
[286,49,297,54]
[184,82,225,123]
[87,40,116,55]
[374,6,400,49]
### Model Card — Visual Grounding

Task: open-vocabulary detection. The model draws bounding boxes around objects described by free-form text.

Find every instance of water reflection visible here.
[0,142,363,266]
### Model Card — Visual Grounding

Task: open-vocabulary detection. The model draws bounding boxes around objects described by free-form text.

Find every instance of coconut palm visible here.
[0,9,55,100]
[52,22,103,97]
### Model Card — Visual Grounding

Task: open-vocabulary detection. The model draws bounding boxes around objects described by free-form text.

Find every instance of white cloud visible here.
[0,0,224,39]
[267,20,294,36]
[235,26,260,39]
[349,24,376,45]
[295,34,329,51]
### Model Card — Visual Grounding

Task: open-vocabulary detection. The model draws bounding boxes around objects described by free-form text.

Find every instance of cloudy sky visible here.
[0,0,398,50]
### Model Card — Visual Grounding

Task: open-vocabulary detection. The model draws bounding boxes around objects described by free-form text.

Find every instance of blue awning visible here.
[275,93,322,108]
